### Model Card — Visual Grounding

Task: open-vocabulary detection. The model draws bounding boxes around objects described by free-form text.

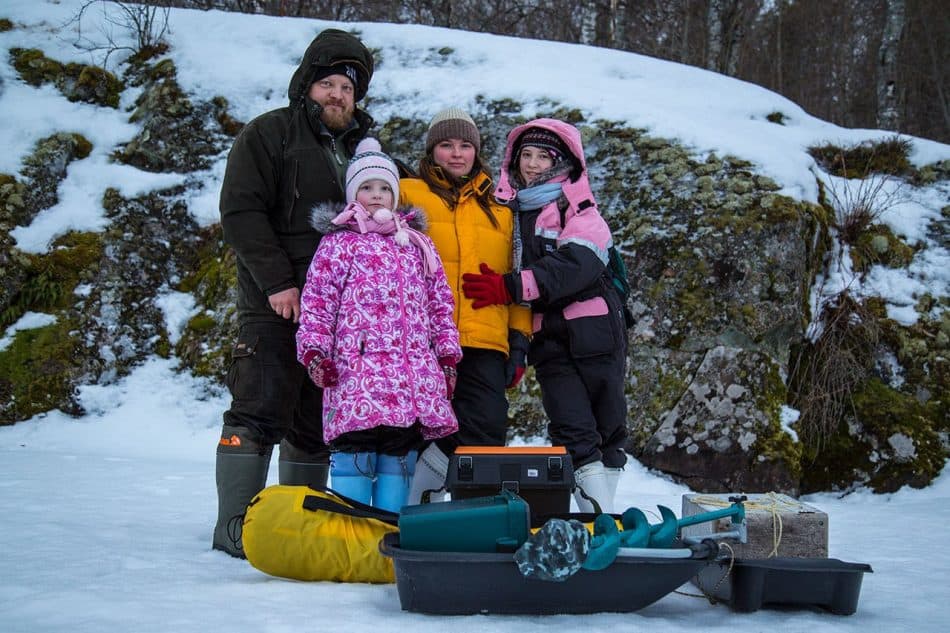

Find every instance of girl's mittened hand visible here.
[308,357,339,388]
[438,356,458,399]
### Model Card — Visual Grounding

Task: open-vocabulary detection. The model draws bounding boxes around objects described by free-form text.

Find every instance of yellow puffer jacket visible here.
[400,171,531,355]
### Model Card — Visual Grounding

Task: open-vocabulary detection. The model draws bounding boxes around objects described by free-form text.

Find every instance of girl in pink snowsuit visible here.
[296,138,461,512]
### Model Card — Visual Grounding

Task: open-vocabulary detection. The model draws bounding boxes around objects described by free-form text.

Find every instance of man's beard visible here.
[320,100,355,131]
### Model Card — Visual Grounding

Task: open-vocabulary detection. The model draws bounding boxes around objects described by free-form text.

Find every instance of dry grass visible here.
[808,136,912,178]
[789,292,880,453]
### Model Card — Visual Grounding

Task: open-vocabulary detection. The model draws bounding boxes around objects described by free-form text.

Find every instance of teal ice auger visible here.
[619,495,747,549]
[579,496,747,570]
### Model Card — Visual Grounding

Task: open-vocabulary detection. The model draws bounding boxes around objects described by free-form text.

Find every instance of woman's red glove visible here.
[462,263,512,309]
[439,356,458,399]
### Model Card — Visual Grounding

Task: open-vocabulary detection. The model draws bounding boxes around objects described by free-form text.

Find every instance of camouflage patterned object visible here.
[514,518,589,582]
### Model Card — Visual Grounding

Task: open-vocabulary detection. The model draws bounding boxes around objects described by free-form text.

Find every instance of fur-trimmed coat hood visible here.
[309,201,428,235]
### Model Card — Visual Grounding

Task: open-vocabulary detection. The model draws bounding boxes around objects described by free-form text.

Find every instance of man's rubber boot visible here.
[329,451,375,505]
[213,425,272,558]
[277,439,330,487]
[406,443,449,504]
[572,461,612,514]
[374,451,417,513]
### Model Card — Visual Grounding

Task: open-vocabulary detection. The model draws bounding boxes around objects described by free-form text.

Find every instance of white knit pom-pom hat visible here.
[345,138,400,205]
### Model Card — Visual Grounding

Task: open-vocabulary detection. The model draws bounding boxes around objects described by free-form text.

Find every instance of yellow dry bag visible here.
[242,485,398,583]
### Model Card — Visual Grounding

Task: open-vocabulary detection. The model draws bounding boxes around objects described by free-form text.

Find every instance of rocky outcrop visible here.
[19,132,93,225]
[0,133,93,315]
[585,128,825,494]
[0,54,233,424]
[0,173,30,314]
[642,346,800,494]
[115,58,236,172]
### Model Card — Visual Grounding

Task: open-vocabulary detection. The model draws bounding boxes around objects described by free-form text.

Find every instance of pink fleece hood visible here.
[495,118,589,203]
[495,118,612,265]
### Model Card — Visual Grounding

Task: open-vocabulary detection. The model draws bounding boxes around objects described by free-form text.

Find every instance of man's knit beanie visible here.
[425,107,481,154]
[345,138,400,205]
[312,63,361,92]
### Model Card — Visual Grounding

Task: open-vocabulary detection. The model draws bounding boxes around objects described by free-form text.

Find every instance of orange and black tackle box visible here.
[446,446,573,523]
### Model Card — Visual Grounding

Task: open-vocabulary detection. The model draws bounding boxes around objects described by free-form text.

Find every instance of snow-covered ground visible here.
[2,357,948,632]
[1,1,948,631]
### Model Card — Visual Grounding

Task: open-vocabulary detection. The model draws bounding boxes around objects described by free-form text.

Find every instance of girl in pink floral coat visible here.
[296,138,461,511]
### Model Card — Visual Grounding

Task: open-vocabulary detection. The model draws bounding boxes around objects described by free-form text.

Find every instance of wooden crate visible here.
[681,493,828,559]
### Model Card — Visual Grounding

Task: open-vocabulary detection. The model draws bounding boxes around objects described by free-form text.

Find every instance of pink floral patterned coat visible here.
[296,202,461,443]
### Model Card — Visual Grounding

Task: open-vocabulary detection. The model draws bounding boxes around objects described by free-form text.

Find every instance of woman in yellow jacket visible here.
[400,107,532,502]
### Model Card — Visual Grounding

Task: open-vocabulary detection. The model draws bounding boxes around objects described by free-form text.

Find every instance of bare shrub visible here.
[789,292,880,453]
[829,176,893,244]
[821,170,905,247]
[69,1,171,66]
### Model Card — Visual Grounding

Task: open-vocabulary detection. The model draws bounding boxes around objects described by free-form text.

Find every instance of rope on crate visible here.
[689,491,800,557]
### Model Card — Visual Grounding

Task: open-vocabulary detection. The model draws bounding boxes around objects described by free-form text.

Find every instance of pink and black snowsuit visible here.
[495,118,628,470]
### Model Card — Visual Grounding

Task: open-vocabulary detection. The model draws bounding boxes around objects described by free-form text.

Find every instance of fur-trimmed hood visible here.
[287,29,374,103]
[310,201,428,234]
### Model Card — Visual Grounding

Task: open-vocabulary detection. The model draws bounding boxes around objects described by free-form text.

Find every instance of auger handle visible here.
[675,500,746,528]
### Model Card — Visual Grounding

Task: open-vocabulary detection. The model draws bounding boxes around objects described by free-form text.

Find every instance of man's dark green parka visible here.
[219,29,374,323]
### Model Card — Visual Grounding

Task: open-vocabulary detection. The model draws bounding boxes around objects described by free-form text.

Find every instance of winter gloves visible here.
[439,356,458,399]
[506,329,529,389]
[462,263,513,309]
[506,359,526,390]
[306,353,457,398]
[307,356,339,388]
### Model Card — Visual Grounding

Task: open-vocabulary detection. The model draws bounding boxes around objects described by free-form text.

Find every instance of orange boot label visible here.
[219,435,242,447]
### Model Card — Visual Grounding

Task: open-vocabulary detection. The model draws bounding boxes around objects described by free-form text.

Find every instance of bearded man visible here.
[213,29,375,558]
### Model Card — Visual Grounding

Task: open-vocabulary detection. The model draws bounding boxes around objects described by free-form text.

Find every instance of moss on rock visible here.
[879,314,949,437]
[10,48,122,108]
[74,65,122,109]
[10,47,63,86]
[1,173,28,225]
[0,317,84,425]
[753,360,803,483]
[1,231,102,329]
[15,132,95,224]
[174,228,237,379]
[851,223,915,271]
[637,366,690,440]
[211,96,244,136]
[23,132,93,168]
[126,42,169,67]
[378,116,428,156]
[115,58,226,173]
[801,376,945,493]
